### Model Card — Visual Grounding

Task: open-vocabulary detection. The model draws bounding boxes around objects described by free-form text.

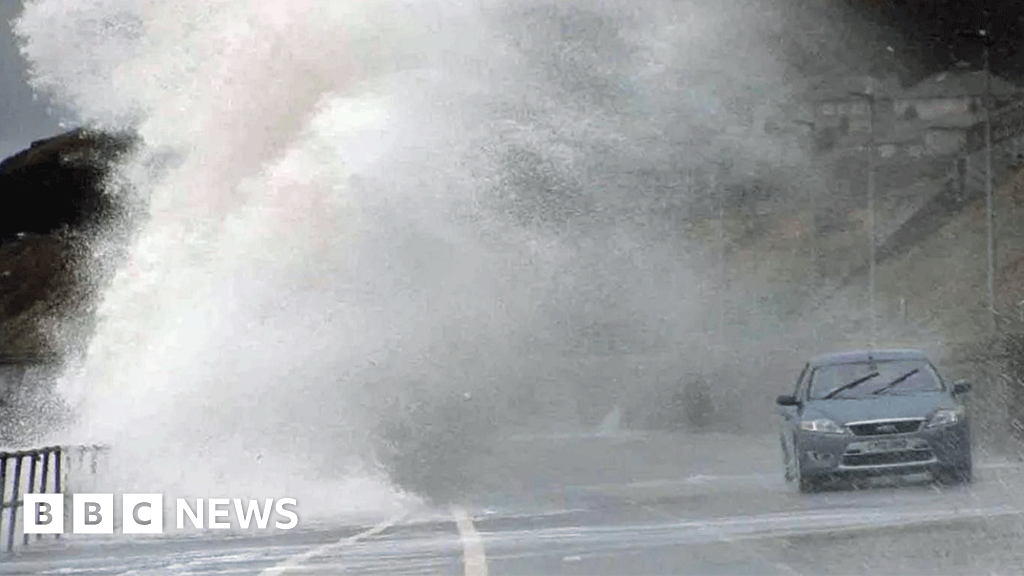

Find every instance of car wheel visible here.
[792,449,820,493]
[797,473,820,493]
[936,457,973,485]
[781,435,795,483]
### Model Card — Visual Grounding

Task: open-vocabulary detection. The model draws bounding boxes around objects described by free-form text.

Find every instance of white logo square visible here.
[123,494,164,534]
[73,494,114,534]
[23,494,63,534]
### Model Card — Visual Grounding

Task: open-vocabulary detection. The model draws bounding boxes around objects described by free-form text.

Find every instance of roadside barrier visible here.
[0,444,109,553]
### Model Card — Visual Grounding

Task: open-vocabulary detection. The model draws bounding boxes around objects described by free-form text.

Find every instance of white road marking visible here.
[255,515,402,576]
[452,506,489,576]
[104,543,311,576]
[978,462,1024,470]
[632,498,802,576]
[584,461,1024,493]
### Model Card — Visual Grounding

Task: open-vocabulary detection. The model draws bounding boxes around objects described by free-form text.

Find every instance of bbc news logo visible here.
[24,494,298,534]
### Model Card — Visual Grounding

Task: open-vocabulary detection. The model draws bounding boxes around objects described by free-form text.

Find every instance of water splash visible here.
[14,0,805,511]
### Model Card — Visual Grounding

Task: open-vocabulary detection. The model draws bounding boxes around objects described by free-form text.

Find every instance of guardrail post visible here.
[7,455,23,552]
[37,449,50,541]
[23,454,38,546]
[0,456,7,549]
[54,447,62,540]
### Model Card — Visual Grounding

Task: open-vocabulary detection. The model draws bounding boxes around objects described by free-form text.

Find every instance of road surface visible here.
[4,432,1024,575]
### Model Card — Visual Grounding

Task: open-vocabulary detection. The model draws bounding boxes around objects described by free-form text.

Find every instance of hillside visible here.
[799,166,1024,351]
[782,165,1024,451]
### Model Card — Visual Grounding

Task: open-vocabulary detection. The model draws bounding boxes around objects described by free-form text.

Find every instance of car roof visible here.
[809,348,929,367]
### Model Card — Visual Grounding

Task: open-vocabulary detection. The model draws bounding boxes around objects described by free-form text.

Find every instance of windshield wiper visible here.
[871,369,920,396]
[822,371,880,400]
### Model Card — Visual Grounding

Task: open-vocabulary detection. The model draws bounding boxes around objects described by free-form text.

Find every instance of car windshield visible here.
[808,359,943,400]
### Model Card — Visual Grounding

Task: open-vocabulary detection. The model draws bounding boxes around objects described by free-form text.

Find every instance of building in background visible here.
[795,67,1023,281]
[895,66,1020,123]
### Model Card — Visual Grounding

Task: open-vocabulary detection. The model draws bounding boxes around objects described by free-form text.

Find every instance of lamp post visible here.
[958,26,996,331]
[792,119,819,279]
[983,30,996,330]
[710,158,730,342]
[848,90,877,346]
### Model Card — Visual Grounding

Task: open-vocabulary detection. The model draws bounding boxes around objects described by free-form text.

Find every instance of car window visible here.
[808,359,943,399]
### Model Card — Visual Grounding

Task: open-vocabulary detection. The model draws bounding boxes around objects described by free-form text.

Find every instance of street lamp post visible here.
[958,26,997,331]
[849,90,877,346]
[983,31,996,330]
[792,119,819,279]
[710,159,728,342]
[712,167,725,290]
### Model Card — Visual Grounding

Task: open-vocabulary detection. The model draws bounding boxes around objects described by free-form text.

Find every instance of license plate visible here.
[866,439,908,453]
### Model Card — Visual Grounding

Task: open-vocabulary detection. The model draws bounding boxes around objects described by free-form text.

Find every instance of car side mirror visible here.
[952,380,971,395]
[776,394,800,407]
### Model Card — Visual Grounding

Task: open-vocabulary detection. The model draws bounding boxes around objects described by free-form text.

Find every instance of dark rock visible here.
[0,128,133,360]
[0,128,132,443]
[0,128,134,239]
[0,233,83,357]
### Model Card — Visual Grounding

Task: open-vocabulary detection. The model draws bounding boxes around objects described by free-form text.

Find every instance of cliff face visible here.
[0,129,132,359]
[0,128,135,444]
[0,128,133,239]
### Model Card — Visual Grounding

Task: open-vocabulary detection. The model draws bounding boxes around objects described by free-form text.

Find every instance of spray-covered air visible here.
[13,0,817,512]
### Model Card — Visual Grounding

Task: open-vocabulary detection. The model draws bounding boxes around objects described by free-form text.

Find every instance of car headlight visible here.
[799,418,850,435]
[928,407,966,428]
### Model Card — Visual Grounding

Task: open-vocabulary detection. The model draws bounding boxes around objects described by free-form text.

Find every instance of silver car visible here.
[776,349,972,493]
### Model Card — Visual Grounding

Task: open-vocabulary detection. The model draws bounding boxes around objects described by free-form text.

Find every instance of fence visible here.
[0,444,109,554]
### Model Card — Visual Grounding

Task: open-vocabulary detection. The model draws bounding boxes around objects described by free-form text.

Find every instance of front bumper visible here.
[795,421,970,477]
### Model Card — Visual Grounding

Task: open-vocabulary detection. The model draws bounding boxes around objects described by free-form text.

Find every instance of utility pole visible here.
[849,90,877,346]
[868,95,877,346]
[710,165,725,340]
[983,30,996,331]
[959,25,997,331]
[716,167,725,291]
[792,119,819,280]
[708,156,732,346]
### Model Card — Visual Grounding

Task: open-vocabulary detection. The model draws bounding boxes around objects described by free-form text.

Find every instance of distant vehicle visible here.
[776,349,972,493]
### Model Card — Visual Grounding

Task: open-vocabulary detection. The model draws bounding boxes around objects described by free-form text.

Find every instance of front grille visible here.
[848,419,923,436]
[842,449,934,467]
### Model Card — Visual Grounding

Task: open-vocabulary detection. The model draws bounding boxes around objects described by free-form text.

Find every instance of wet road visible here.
[5,432,1024,575]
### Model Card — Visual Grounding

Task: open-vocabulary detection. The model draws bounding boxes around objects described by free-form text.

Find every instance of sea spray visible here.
[15,0,805,509]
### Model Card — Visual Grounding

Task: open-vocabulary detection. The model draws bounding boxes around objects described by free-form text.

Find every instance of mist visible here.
[10,0,861,509]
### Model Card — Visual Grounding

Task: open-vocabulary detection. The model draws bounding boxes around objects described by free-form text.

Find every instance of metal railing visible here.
[0,444,109,553]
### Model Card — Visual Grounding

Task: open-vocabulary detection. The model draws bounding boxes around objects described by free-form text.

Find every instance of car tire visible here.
[781,436,795,483]
[784,435,820,493]
[935,458,973,485]
[793,453,820,493]
[798,473,820,493]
